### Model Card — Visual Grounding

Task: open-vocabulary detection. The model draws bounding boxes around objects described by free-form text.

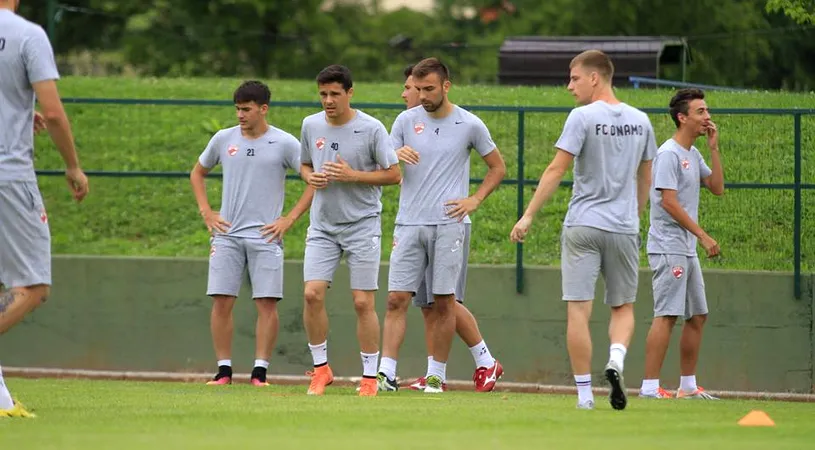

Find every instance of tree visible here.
[766,0,815,24]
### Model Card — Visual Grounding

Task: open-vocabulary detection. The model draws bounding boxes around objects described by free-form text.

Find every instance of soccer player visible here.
[190,81,314,387]
[377,64,503,393]
[639,88,724,400]
[387,58,506,394]
[300,65,401,397]
[510,50,656,410]
[1,0,90,418]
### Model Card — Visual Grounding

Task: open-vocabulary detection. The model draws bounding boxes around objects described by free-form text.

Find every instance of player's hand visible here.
[65,167,89,202]
[705,120,718,151]
[700,234,720,258]
[203,210,231,235]
[510,215,534,243]
[33,111,47,134]
[396,146,420,165]
[323,155,358,183]
[445,196,481,222]
[307,171,329,189]
[260,216,294,243]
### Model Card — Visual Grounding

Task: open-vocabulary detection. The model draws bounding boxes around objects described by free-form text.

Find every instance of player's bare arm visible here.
[301,163,329,189]
[701,121,725,196]
[32,79,88,202]
[322,155,402,185]
[659,189,720,257]
[189,162,231,234]
[446,148,506,221]
[637,160,653,216]
[510,149,574,243]
[260,186,316,243]
[395,145,420,165]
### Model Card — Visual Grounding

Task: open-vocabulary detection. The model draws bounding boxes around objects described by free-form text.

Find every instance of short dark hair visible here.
[233,80,271,105]
[316,64,353,91]
[411,57,450,83]
[403,64,415,79]
[669,88,706,128]
[570,50,614,81]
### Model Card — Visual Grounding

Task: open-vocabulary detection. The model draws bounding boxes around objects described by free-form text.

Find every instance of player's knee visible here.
[303,287,325,309]
[353,296,374,315]
[254,298,279,315]
[386,292,410,313]
[686,314,707,329]
[432,295,455,315]
[211,296,234,316]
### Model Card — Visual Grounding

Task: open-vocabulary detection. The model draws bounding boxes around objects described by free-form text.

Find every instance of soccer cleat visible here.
[424,375,445,394]
[473,360,504,392]
[639,387,673,399]
[306,365,334,395]
[250,367,269,386]
[359,377,378,397]
[206,365,233,385]
[408,377,427,391]
[604,361,627,410]
[376,372,398,392]
[576,399,595,410]
[676,387,719,400]
[0,401,36,418]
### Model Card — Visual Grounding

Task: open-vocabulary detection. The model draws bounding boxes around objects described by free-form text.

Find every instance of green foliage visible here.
[766,0,815,24]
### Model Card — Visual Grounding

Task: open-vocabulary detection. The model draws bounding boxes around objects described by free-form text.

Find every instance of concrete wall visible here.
[4,256,812,393]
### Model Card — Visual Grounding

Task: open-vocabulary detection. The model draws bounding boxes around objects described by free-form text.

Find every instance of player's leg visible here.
[246,238,284,386]
[424,223,466,393]
[601,231,640,410]
[206,235,244,385]
[1,182,54,418]
[677,257,717,399]
[303,228,342,395]
[640,254,684,398]
[561,226,602,409]
[454,223,502,392]
[381,225,427,391]
[343,217,387,396]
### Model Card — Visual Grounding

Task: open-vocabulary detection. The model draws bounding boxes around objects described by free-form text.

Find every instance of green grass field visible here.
[2,378,814,449]
[32,77,815,270]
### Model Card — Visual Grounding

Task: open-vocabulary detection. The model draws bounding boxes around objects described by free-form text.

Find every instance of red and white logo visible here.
[316,137,326,150]
[414,122,425,134]
[228,145,239,156]
[672,265,684,279]
[39,207,48,224]
[681,159,690,170]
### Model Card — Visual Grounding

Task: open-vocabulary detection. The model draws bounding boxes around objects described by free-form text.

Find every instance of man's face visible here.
[318,82,352,119]
[680,98,712,136]
[402,75,420,109]
[567,64,596,106]
[413,72,449,113]
[235,102,266,130]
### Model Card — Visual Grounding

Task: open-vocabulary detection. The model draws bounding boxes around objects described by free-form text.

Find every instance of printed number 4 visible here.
[246,148,255,156]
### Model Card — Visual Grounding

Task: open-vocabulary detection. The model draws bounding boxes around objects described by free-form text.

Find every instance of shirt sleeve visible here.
[554,109,586,157]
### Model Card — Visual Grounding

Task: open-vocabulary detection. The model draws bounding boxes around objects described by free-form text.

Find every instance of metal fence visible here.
[36,99,815,298]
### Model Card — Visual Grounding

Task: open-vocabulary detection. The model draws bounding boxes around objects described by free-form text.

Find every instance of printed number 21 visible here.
[0,38,5,51]
[246,148,255,156]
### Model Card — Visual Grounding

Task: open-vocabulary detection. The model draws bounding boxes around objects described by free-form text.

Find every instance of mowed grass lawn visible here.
[32,77,815,271]
[2,378,814,449]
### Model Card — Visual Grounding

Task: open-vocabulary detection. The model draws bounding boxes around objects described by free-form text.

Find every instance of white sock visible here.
[680,375,697,392]
[425,356,433,378]
[575,374,593,404]
[609,343,627,372]
[254,359,269,369]
[0,365,13,410]
[379,357,397,381]
[469,340,495,368]
[361,352,379,378]
[428,358,446,381]
[309,341,328,366]
[217,359,232,368]
[641,379,660,394]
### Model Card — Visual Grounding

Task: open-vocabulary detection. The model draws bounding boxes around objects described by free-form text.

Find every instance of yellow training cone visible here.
[738,410,775,427]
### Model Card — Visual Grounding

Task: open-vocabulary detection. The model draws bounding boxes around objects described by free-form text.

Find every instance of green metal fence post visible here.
[794,113,802,300]
[516,110,525,294]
